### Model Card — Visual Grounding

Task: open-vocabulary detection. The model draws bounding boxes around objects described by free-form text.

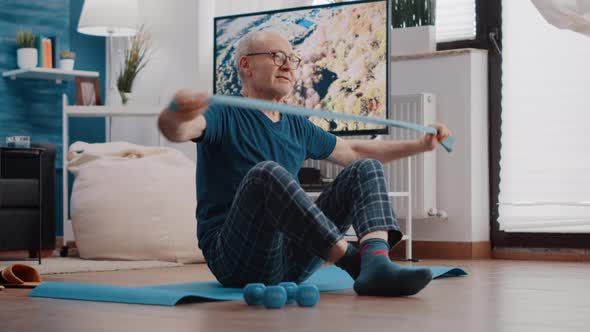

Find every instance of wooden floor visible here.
[1,259,589,332]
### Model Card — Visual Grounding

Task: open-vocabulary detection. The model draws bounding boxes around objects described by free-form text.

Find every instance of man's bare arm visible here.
[158,111,206,142]
[327,123,451,167]
[158,90,209,142]
[327,137,428,167]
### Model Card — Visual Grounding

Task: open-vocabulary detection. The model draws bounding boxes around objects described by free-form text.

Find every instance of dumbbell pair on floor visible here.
[243,282,320,309]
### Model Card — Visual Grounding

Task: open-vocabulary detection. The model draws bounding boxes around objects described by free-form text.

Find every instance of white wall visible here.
[391,50,489,242]
[307,50,490,243]
[108,0,215,161]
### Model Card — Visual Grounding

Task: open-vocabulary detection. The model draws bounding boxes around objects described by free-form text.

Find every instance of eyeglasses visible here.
[244,50,302,69]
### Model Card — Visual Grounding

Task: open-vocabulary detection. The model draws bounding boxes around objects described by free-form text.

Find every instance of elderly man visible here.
[158,31,450,296]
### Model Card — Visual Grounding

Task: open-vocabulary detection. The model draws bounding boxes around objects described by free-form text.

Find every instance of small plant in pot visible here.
[391,0,437,55]
[117,26,151,105]
[16,30,37,69]
[392,0,436,28]
[59,50,76,71]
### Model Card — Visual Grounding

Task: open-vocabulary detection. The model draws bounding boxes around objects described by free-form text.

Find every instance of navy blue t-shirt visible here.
[195,104,337,250]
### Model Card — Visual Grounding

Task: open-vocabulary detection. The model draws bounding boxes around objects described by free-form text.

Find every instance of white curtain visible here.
[499,0,590,233]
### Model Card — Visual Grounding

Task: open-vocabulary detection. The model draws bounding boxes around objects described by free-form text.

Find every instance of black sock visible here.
[334,243,361,279]
[353,239,432,296]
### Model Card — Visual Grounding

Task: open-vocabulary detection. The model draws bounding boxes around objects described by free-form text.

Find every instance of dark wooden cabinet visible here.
[0,143,56,264]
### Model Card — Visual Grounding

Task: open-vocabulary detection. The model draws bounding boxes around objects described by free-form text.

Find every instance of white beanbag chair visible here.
[67,141,204,263]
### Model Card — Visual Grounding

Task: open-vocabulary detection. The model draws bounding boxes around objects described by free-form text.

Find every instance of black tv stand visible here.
[298,167,332,192]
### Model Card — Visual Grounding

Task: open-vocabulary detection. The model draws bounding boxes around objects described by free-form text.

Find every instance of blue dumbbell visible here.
[263,286,288,309]
[243,283,266,305]
[295,284,320,307]
[278,282,298,304]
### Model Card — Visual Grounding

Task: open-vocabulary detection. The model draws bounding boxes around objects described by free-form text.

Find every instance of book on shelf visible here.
[36,35,43,67]
[35,36,57,69]
[49,36,58,68]
[43,38,50,68]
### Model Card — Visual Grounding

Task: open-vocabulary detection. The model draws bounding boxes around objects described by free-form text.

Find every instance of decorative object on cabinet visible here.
[75,77,102,106]
[59,50,75,71]
[391,0,436,56]
[16,30,37,69]
[117,25,151,105]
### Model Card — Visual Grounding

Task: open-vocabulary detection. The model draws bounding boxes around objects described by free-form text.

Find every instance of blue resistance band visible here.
[171,95,455,152]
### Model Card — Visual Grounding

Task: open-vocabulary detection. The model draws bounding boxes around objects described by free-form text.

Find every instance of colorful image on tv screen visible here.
[214,0,388,134]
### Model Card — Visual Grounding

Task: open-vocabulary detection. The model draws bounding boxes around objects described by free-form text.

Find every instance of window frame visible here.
[481,0,590,249]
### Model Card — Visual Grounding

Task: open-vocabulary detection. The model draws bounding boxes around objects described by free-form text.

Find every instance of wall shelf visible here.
[2,67,99,84]
[65,105,162,117]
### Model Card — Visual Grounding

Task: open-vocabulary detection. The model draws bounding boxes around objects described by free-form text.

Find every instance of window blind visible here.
[499,0,590,233]
[435,0,476,42]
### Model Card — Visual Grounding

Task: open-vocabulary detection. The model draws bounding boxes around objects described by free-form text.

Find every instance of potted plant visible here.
[391,0,436,56]
[16,30,37,69]
[59,50,75,71]
[117,26,151,105]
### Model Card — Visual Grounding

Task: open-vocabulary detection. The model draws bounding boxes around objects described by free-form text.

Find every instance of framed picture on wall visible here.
[75,77,102,105]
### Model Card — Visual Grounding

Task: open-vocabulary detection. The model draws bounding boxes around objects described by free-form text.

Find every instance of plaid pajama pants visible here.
[202,159,403,287]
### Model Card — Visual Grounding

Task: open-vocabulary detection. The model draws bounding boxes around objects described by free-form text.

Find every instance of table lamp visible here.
[77,0,138,105]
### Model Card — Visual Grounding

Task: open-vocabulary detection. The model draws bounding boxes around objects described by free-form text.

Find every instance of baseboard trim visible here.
[0,237,62,259]
[4,238,490,260]
[493,247,590,262]
[56,237,64,250]
[0,250,54,259]
[390,240,492,259]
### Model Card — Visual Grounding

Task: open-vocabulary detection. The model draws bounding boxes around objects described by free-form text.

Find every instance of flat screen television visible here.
[214,0,390,136]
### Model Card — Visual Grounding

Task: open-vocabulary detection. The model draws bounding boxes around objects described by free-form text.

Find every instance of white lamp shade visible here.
[78,0,138,37]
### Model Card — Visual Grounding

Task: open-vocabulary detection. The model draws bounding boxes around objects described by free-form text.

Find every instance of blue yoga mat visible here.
[29,265,467,306]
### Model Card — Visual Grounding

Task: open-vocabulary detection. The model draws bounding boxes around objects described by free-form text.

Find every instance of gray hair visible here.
[234,30,286,83]
[234,31,263,82]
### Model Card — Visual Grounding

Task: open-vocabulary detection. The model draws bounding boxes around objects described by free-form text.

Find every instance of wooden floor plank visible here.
[1,259,589,332]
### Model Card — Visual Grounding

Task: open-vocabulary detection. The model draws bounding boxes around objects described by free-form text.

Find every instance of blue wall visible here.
[0,0,106,237]
[0,0,71,155]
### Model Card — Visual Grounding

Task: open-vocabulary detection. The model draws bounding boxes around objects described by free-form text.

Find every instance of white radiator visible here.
[385,93,437,219]
[304,93,437,219]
